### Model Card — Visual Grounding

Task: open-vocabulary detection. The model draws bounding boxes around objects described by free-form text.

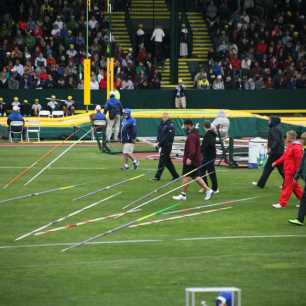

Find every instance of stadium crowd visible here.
[194,0,306,89]
[0,0,161,91]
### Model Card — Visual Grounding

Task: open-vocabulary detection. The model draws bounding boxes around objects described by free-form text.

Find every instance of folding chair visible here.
[26,120,41,142]
[9,121,24,143]
[39,110,51,117]
[52,110,64,118]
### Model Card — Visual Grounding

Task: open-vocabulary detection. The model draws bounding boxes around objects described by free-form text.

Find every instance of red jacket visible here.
[183,129,203,166]
[274,141,303,175]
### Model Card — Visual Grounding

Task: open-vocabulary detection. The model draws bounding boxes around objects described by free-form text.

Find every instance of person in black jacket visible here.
[153,113,179,181]
[200,121,218,192]
[253,116,284,188]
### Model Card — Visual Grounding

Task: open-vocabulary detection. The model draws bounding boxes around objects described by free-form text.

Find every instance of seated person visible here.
[11,97,21,110]
[32,99,42,116]
[47,95,59,113]
[7,106,26,139]
[63,96,75,116]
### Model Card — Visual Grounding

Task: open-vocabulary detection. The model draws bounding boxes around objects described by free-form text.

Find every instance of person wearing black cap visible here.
[252,116,284,188]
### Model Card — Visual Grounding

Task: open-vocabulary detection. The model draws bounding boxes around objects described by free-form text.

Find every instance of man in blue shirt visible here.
[7,106,25,140]
[121,108,139,170]
[104,91,123,142]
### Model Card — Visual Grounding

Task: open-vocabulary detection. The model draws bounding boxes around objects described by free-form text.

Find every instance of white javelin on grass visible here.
[129,207,233,228]
[61,172,213,252]
[162,196,260,215]
[24,129,91,186]
[15,192,121,241]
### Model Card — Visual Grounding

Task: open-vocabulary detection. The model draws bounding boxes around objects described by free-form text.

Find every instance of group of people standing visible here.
[253,116,306,225]
[153,113,225,202]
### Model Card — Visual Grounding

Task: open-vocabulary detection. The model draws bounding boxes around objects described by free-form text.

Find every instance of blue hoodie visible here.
[104,97,123,119]
[121,115,137,144]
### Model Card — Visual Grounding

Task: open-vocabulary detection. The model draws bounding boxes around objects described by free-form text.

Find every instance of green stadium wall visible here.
[0,89,305,110]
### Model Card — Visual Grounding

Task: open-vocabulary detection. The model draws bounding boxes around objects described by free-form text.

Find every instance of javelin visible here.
[2,129,79,189]
[15,192,121,241]
[162,196,260,216]
[62,202,180,252]
[0,184,83,205]
[73,174,145,201]
[122,159,215,210]
[129,207,232,228]
[35,209,141,236]
[23,129,91,186]
[61,173,212,252]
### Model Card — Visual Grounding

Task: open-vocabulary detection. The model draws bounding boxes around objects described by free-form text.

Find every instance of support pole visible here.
[170,0,178,85]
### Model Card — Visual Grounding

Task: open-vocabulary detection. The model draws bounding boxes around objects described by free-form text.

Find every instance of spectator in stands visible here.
[11,97,21,110]
[212,75,224,90]
[32,98,42,116]
[47,95,59,112]
[180,24,189,57]
[136,24,145,48]
[151,25,165,63]
[0,97,6,116]
[175,79,187,109]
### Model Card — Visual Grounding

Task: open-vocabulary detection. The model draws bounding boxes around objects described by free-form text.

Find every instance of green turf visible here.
[0,145,305,306]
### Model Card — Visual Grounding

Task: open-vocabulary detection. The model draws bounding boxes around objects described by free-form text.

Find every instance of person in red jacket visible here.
[272,130,304,208]
[173,119,213,201]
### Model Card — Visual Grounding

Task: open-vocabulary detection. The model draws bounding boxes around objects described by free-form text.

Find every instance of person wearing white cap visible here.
[7,105,25,136]
[104,91,123,142]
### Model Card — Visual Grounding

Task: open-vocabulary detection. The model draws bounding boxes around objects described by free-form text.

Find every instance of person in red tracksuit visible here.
[272,130,304,208]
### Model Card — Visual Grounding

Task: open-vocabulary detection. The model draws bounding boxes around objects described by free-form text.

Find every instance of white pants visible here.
[106,115,121,141]
[123,143,135,154]
[175,96,186,108]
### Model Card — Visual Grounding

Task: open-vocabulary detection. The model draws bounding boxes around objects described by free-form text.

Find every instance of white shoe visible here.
[133,160,140,170]
[121,164,129,170]
[198,188,204,193]
[252,181,258,186]
[296,204,300,208]
[272,203,284,209]
[213,189,219,194]
[204,189,214,200]
[172,194,187,201]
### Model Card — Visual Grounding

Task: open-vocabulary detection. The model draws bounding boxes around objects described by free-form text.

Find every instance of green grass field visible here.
[0,145,305,306]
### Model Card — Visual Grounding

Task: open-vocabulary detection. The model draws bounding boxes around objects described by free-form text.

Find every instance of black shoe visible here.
[171,176,179,181]
[152,177,160,181]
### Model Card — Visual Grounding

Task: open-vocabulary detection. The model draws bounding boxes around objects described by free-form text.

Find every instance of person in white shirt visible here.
[32,98,42,116]
[88,16,98,30]
[53,16,64,30]
[90,75,99,90]
[136,24,145,48]
[151,26,165,62]
[47,95,58,112]
[35,53,47,68]
[12,60,24,76]
[212,110,230,138]
[212,75,225,90]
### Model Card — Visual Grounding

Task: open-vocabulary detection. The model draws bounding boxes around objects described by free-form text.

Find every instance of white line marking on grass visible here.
[0,234,305,250]
[0,166,108,170]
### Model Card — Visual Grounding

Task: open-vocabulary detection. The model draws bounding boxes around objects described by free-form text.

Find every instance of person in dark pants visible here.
[253,116,284,188]
[153,113,179,181]
[200,121,218,193]
[289,132,306,225]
